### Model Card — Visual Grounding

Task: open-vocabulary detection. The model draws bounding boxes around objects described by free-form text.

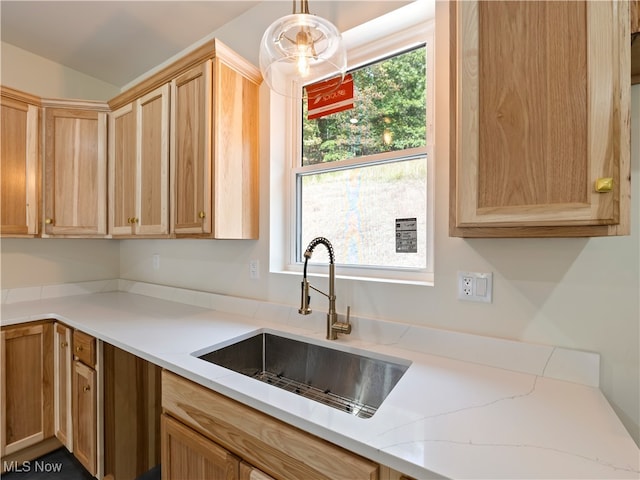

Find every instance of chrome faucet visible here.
[298,237,351,340]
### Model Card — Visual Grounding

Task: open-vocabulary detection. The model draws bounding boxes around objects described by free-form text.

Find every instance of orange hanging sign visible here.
[306,74,354,120]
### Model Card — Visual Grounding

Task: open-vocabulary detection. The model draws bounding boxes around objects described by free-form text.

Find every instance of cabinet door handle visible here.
[198,211,206,219]
[83,385,91,392]
[45,218,54,225]
[595,177,613,192]
[60,341,68,348]
[76,345,83,352]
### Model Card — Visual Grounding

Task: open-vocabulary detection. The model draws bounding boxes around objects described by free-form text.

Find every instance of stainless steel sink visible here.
[195,332,410,418]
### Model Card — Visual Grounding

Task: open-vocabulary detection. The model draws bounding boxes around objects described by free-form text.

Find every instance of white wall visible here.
[1,42,119,100]
[1,1,638,445]
[0,42,122,289]
[1,239,120,288]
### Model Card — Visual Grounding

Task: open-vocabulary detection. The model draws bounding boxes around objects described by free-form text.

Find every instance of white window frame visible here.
[270,1,435,286]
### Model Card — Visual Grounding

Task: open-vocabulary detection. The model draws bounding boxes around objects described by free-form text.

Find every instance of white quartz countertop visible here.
[2,291,639,479]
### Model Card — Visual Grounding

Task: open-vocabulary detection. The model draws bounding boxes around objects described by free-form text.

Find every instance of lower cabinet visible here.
[103,343,161,480]
[0,322,54,457]
[162,370,379,480]
[162,414,243,480]
[71,329,101,477]
[54,322,73,451]
[2,323,412,480]
[73,360,97,475]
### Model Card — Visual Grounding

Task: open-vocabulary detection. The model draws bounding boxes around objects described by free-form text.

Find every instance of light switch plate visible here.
[457,271,493,303]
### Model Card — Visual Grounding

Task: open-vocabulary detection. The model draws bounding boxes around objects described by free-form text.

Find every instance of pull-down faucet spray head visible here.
[298,237,351,340]
[299,237,334,315]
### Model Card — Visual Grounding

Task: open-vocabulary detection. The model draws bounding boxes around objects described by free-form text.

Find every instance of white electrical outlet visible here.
[249,259,259,280]
[457,271,492,303]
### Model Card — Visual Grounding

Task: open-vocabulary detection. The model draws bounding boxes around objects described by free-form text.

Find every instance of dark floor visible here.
[1,448,161,480]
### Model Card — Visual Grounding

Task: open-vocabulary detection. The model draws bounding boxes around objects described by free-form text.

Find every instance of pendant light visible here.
[259,0,347,99]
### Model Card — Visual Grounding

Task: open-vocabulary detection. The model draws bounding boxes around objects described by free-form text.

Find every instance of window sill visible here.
[271,265,434,287]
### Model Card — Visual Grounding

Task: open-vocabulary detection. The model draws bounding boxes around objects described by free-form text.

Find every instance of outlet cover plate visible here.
[457,271,493,303]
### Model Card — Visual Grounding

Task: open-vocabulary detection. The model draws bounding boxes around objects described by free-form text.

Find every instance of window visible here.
[270,3,434,285]
[297,46,427,271]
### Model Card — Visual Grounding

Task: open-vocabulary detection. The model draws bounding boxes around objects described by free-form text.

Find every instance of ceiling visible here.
[1,1,261,87]
[1,1,415,89]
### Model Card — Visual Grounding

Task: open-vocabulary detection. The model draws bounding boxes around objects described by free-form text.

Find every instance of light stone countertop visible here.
[2,288,639,479]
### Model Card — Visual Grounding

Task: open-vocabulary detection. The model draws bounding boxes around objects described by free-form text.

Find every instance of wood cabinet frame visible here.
[449,0,630,237]
[54,322,73,451]
[42,99,108,237]
[162,370,378,480]
[170,54,260,239]
[71,332,103,478]
[1,323,53,456]
[0,87,40,237]
[109,84,170,237]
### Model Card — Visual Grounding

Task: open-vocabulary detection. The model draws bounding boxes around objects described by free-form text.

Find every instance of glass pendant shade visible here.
[259,12,347,99]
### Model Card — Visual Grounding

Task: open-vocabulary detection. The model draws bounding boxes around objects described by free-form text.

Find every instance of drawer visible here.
[73,330,96,367]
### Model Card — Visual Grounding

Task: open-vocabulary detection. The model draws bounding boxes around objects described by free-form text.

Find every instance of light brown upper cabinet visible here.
[109,84,170,237]
[171,45,261,239]
[450,0,630,237]
[43,99,108,237]
[171,62,211,235]
[0,87,40,237]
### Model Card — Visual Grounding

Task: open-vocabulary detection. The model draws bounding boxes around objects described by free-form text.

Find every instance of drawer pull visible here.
[83,385,91,393]
[76,345,83,352]
[60,341,68,348]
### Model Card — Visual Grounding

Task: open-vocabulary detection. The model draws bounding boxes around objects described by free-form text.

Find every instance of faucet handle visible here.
[331,306,352,336]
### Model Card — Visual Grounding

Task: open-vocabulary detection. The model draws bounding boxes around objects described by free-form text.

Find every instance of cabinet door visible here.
[103,344,161,480]
[171,61,212,235]
[109,84,170,237]
[0,91,39,236]
[632,1,639,34]
[161,414,239,480]
[109,102,137,236]
[163,371,379,480]
[73,360,97,476]
[1,323,53,456]
[54,323,73,451]
[44,105,107,236]
[451,0,630,237]
[137,84,170,235]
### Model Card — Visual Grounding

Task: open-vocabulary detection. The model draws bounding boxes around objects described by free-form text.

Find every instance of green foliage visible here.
[302,46,427,166]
